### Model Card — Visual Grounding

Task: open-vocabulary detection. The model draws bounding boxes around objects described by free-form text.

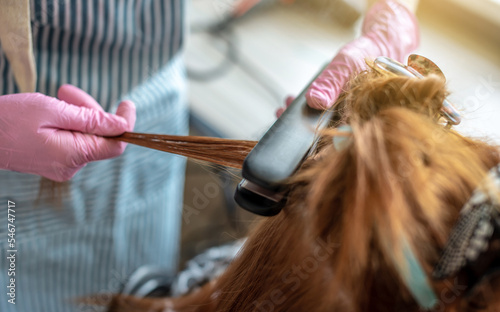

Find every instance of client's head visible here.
[106,66,500,312]
[282,68,500,311]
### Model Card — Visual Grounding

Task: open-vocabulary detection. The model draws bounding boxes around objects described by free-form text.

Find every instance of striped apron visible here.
[0,1,188,311]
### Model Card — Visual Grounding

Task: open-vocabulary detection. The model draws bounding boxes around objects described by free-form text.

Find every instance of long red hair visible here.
[105,69,500,312]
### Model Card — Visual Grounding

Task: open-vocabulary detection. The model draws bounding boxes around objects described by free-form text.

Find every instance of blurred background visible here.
[180,0,500,264]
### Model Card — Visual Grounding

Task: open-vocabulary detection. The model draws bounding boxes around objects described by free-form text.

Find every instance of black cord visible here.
[187,15,286,105]
[186,17,238,81]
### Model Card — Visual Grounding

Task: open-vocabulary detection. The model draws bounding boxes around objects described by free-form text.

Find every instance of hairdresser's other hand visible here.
[0,85,136,182]
[306,0,420,109]
[275,96,295,118]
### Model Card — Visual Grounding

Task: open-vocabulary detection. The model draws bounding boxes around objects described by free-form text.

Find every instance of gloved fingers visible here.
[306,59,352,109]
[83,134,127,162]
[57,84,104,111]
[82,101,136,162]
[56,87,136,136]
[52,100,129,136]
[105,100,138,155]
[46,162,86,182]
[275,96,295,118]
[275,107,285,118]
[115,100,137,132]
[42,129,128,180]
[44,99,136,175]
[306,78,343,109]
[306,45,372,110]
[63,132,127,164]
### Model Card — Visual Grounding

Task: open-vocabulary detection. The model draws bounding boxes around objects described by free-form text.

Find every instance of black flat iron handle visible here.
[241,65,334,190]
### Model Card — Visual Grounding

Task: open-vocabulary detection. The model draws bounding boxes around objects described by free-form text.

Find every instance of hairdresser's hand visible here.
[275,96,294,118]
[0,85,136,182]
[306,0,420,109]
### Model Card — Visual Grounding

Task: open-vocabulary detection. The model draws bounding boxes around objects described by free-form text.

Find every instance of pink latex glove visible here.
[276,96,294,118]
[0,85,136,182]
[306,0,420,109]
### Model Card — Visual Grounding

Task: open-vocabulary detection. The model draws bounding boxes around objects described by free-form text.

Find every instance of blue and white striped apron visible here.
[0,1,187,311]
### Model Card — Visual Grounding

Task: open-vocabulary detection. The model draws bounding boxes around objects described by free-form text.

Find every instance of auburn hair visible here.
[100,69,500,312]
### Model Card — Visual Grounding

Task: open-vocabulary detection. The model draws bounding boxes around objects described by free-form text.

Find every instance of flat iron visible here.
[234,66,335,216]
[234,55,462,217]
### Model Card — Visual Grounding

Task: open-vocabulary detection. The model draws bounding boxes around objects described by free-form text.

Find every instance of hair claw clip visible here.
[373,55,461,126]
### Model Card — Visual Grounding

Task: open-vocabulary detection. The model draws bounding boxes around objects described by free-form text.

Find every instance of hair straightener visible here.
[234,66,335,216]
